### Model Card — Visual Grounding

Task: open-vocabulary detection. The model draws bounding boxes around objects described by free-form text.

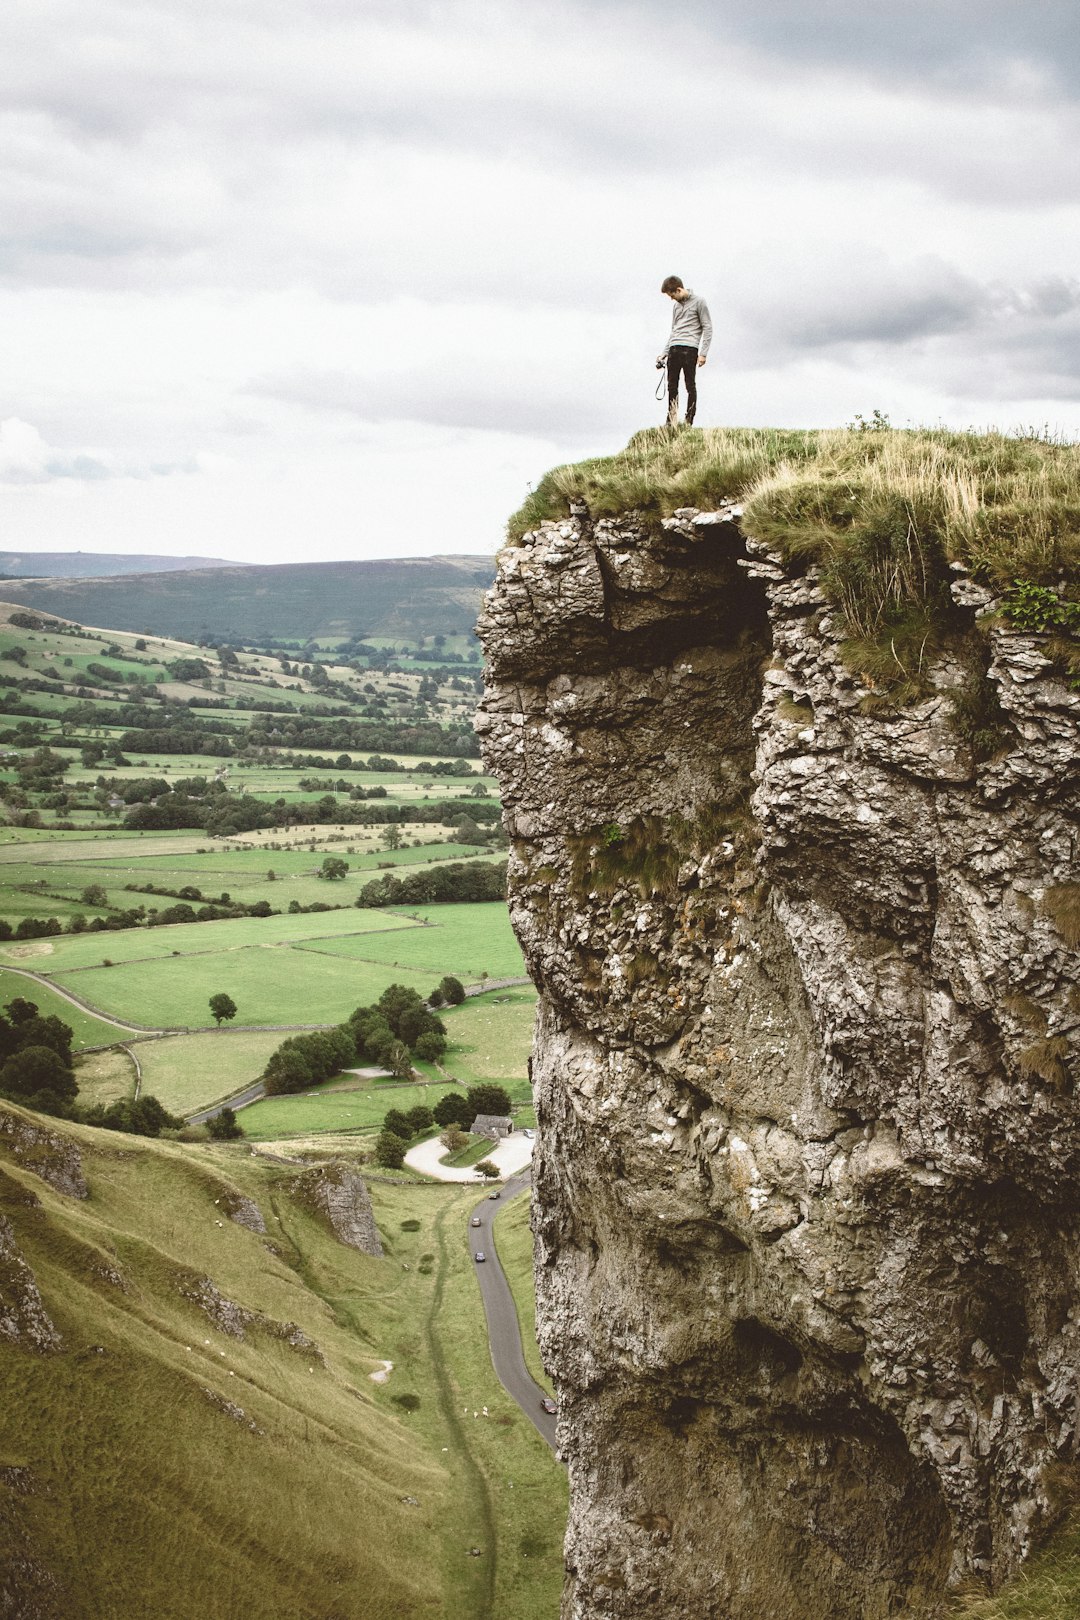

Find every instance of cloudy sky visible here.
[2,0,1078,564]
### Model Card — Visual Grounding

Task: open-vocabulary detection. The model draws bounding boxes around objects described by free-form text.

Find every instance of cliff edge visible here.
[478,462,1080,1618]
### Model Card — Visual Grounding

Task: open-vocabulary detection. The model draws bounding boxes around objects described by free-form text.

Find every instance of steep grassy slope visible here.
[0,1105,565,1619]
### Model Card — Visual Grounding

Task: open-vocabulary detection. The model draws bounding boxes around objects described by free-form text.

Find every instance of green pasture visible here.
[0,904,422,974]
[294,903,525,981]
[0,832,219,863]
[51,948,434,1029]
[134,1029,290,1115]
[0,844,491,917]
[0,966,130,1048]
[422,988,537,1088]
[73,1045,138,1107]
[239,1080,462,1141]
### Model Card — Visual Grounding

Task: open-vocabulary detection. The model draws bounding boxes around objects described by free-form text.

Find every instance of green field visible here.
[51,948,435,1031]
[72,1046,138,1107]
[0,903,524,1033]
[2,842,498,920]
[0,905,422,975]
[133,1030,291,1115]
[294,904,525,981]
[431,990,536,1086]
[239,1082,459,1141]
[0,966,131,1049]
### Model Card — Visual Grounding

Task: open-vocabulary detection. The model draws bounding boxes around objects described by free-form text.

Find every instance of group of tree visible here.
[0,996,187,1136]
[358,860,506,908]
[262,1025,357,1096]
[261,982,452,1098]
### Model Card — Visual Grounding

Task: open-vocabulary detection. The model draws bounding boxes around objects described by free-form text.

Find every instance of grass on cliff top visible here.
[507,426,1080,674]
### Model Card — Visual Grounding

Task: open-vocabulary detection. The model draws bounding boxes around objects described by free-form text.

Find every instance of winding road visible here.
[468,1171,557,1451]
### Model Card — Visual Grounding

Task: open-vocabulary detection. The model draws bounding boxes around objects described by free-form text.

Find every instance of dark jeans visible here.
[667,344,699,424]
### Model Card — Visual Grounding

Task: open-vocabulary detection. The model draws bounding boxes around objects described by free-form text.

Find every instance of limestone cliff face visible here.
[477,505,1080,1619]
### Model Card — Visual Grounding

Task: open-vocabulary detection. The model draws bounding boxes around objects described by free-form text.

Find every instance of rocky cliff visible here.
[477,501,1080,1619]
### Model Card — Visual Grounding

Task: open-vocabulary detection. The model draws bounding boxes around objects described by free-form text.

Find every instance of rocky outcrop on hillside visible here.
[290,1163,384,1256]
[176,1271,324,1360]
[478,505,1080,1618]
[0,1213,61,1353]
[0,1109,88,1200]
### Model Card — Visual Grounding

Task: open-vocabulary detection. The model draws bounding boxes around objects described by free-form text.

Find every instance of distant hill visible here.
[0,550,235,578]
[0,554,496,643]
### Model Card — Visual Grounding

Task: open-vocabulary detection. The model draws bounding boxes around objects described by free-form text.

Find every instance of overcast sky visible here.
[2,0,1078,564]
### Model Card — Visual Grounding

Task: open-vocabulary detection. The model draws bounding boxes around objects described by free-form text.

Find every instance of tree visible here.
[475,1160,500,1180]
[440,1128,468,1153]
[388,1039,414,1079]
[406,1104,434,1133]
[415,1031,446,1063]
[320,855,349,881]
[209,992,237,1026]
[80,882,110,908]
[466,1083,512,1118]
[440,975,466,1006]
[81,1095,183,1137]
[263,1047,313,1095]
[207,1106,244,1140]
[374,1130,406,1169]
[432,1090,472,1128]
[428,986,445,1008]
[0,1045,78,1117]
[382,824,403,852]
[383,1107,412,1140]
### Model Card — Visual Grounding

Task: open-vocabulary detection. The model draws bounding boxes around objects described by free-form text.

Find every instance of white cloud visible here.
[0,0,1076,562]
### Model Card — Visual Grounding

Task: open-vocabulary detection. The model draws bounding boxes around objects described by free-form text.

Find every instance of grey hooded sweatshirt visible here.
[661,290,712,358]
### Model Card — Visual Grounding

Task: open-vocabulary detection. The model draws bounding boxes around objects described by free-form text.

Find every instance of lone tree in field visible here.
[374,1129,406,1169]
[319,855,349,881]
[382,824,403,852]
[209,993,238,1026]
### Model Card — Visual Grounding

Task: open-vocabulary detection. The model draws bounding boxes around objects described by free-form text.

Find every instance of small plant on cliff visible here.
[1000,579,1080,636]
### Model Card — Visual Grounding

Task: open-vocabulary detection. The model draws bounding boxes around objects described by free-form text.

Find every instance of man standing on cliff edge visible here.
[657,276,712,426]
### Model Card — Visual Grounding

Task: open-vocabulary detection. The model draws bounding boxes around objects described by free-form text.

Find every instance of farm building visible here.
[471,1114,514,1141]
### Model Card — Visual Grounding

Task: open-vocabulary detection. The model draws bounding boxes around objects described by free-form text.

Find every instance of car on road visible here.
[540,1397,557,1415]
[470,1215,482,1227]
[474,1251,486,1263]
[523,1129,534,1138]
[488,1190,501,1200]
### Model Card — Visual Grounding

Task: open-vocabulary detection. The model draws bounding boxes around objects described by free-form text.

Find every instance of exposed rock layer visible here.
[478,507,1080,1619]
[290,1163,384,1256]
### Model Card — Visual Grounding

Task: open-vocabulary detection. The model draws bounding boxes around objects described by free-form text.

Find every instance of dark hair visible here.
[660,275,684,294]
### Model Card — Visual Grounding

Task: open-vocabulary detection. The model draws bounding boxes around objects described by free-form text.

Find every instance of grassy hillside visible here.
[0,555,495,643]
[0,1103,565,1619]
